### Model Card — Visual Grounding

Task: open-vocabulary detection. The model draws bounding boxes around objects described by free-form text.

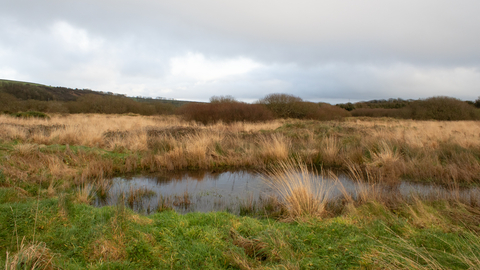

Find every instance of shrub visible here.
[258,93,304,118]
[179,99,274,124]
[0,92,19,113]
[258,94,350,120]
[306,103,351,120]
[351,97,480,120]
[351,108,407,118]
[13,111,50,119]
[209,95,236,103]
[409,96,480,121]
[474,97,480,108]
[337,102,355,111]
[153,102,176,115]
[66,94,157,115]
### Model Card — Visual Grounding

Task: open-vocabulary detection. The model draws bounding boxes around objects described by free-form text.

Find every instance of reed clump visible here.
[173,191,192,208]
[263,159,332,220]
[75,184,94,204]
[256,134,290,163]
[126,186,156,208]
[5,238,56,270]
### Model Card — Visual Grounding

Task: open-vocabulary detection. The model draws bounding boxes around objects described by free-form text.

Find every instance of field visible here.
[1,114,480,269]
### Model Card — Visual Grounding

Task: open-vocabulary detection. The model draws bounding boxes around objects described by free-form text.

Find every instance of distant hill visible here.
[0,79,193,107]
[0,79,105,102]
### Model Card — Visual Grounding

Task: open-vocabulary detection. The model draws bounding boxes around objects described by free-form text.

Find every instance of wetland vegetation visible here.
[1,109,480,268]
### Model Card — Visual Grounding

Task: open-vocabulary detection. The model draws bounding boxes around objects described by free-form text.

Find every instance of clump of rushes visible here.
[173,190,191,208]
[94,178,112,200]
[5,238,56,270]
[126,186,156,208]
[262,159,332,220]
[256,133,290,163]
[75,184,94,204]
[156,194,173,212]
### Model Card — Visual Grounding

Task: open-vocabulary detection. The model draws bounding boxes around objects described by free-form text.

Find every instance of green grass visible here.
[1,191,480,269]
[12,111,50,119]
[0,197,373,269]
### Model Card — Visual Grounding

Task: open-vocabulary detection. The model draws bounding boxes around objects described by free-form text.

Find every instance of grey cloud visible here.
[4,0,480,65]
[1,0,480,102]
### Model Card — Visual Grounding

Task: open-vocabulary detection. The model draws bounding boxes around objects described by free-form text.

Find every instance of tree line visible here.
[1,80,479,121]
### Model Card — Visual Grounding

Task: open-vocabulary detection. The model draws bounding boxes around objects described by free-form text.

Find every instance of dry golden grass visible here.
[345,160,406,207]
[88,238,126,262]
[75,184,94,204]
[5,238,56,270]
[319,136,340,166]
[256,133,290,163]
[95,178,112,199]
[263,159,331,220]
[344,118,480,150]
[1,114,479,187]
[375,227,480,270]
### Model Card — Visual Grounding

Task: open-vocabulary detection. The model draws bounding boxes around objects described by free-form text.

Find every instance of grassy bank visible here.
[2,188,480,269]
[1,114,480,269]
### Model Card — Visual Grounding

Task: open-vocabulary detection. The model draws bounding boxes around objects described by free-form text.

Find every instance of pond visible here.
[94,171,480,214]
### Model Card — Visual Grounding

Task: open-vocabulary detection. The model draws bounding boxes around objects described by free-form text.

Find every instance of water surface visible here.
[94,171,480,214]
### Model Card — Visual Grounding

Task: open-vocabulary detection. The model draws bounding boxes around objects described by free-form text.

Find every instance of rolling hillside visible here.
[0,79,192,107]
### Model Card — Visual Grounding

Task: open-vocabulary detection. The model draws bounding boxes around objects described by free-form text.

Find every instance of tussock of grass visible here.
[126,186,156,208]
[319,136,341,166]
[75,184,94,204]
[5,238,56,270]
[256,133,290,163]
[87,238,126,262]
[263,159,331,220]
[173,191,192,208]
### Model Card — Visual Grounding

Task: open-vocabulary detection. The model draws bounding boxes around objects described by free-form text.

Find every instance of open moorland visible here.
[1,113,480,269]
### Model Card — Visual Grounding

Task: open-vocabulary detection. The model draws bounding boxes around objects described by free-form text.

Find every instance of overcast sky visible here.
[1,0,479,103]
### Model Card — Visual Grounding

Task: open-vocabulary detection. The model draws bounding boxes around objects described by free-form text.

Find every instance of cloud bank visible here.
[1,0,479,103]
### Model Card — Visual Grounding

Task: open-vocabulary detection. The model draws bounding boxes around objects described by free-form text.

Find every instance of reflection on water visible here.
[94,171,272,214]
[94,171,480,214]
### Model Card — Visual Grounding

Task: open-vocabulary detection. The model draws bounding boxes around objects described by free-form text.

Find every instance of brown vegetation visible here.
[0,114,479,190]
[351,108,407,118]
[5,239,56,270]
[179,100,274,124]
[258,93,351,120]
[409,96,480,120]
[351,96,480,121]
[0,80,183,115]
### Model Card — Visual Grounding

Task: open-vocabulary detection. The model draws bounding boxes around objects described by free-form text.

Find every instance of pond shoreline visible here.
[94,170,480,215]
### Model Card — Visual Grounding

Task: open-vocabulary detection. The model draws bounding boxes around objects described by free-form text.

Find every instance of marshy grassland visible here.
[1,113,480,269]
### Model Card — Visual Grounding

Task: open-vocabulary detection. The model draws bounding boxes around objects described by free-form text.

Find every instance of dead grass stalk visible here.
[263,159,331,220]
